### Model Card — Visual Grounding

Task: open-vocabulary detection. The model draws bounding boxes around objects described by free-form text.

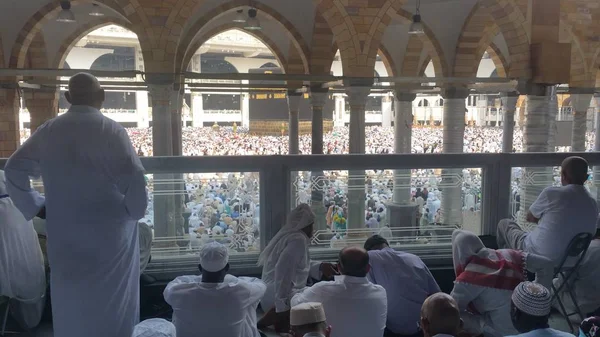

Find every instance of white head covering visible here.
[512,281,552,317]
[132,319,176,337]
[258,203,315,266]
[200,241,229,272]
[290,302,327,326]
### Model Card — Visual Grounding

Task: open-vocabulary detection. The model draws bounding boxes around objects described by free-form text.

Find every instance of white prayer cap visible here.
[290,302,327,326]
[132,319,176,337]
[511,281,552,317]
[199,241,229,272]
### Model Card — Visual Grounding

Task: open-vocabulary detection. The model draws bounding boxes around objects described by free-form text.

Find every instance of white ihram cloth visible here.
[258,204,321,312]
[0,171,46,329]
[164,275,266,337]
[4,105,148,337]
[291,275,387,337]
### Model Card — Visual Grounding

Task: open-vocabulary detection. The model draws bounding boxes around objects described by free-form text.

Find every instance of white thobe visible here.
[4,105,148,337]
[260,232,321,312]
[0,191,46,329]
[164,275,266,337]
[291,275,387,337]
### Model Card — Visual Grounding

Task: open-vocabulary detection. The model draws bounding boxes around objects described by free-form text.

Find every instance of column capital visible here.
[393,91,416,102]
[571,93,593,113]
[441,86,469,99]
[287,90,302,112]
[345,87,370,107]
[147,83,174,101]
[502,91,520,98]
[517,82,549,96]
[568,87,595,95]
[310,89,328,108]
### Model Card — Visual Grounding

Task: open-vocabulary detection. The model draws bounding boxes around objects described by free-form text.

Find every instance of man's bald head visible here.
[421,293,461,337]
[65,72,104,109]
[338,247,370,277]
[560,156,589,185]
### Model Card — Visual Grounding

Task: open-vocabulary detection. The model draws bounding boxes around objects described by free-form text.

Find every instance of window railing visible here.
[2,152,600,278]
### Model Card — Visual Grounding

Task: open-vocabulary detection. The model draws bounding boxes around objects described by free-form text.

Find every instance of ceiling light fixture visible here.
[57,1,76,23]
[89,3,104,17]
[245,8,262,31]
[408,0,424,35]
[233,9,246,23]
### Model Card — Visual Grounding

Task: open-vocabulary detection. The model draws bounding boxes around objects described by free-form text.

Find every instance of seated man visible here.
[507,282,572,337]
[0,170,46,330]
[451,230,553,337]
[290,302,331,337]
[291,247,387,337]
[364,235,440,337]
[554,228,600,318]
[164,241,266,337]
[420,293,462,337]
[497,156,598,266]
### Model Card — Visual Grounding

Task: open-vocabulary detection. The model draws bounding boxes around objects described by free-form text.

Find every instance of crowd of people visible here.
[3,73,600,337]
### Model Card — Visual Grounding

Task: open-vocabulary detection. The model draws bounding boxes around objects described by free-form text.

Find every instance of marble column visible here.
[502,92,519,153]
[191,93,203,127]
[381,94,393,128]
[570,90,593,152]
[136,91,150,128]
[393,92,416,203]
[594,95,600,203]
[518,84,552,226]
[311,89,327,155]
[346,87,370,232]
[0,87,20,158]
[171,85,184,156]
[24,88,58,133]
[441,86,469,227]
[241,93,250,128]
[547,87,558,152]
[309,89,328,232]
[148,82,175,240]
[287,91,302,155]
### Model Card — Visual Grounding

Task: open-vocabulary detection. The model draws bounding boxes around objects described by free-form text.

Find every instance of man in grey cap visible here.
[508,282,572,337]
[164,241,266,337]
[290,302,331,337]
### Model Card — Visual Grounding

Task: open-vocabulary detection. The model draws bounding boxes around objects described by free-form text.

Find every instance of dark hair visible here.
[339,248,370,277]
[364,235,389,251]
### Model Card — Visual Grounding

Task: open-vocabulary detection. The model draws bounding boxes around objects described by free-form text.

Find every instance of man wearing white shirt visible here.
[497,156,598,265]
[163,242,266,337]
[291,247,387,337]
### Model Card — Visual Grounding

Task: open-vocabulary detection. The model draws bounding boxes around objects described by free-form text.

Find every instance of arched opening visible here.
[187,29,283,131]
[59,25,143,128]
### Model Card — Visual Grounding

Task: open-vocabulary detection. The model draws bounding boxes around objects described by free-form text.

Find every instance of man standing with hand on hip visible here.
[4,72,148,337]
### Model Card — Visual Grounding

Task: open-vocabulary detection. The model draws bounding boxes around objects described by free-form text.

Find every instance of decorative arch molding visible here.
[454,1,530,78]
[175,0,310,74]
[377,45,397,77]
[181,26,289,75]
[308,9,336,76]
[486,43,508,78]
[52,17,137,69]
[9,0,135,69]
[395,8,449,78]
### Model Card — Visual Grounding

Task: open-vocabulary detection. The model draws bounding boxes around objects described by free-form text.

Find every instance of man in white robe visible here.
[257,204,338,333]
[0,170,46,330]
[4,73,148,337]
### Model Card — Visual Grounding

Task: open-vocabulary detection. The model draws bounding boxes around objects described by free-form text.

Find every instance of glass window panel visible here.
[291,167,483,251]
[145,171,261,260]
